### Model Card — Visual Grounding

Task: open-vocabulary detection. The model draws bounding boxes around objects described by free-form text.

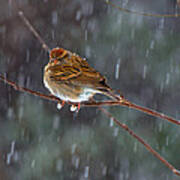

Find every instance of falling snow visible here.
[1,0,180,179]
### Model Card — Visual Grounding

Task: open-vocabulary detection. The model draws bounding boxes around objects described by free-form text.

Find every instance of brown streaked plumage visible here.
[43,47,122,103]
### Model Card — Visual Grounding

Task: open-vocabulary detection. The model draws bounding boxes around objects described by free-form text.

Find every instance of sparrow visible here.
[43,47,122,110]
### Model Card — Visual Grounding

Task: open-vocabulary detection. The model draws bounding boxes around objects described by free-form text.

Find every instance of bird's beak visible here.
[50,58,58,64]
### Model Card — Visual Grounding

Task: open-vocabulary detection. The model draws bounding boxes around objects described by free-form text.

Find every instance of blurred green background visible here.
[0,0,180,179]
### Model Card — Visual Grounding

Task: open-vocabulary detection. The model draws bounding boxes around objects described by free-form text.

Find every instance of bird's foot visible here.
[57,101,65,110]
[70,103,81,113]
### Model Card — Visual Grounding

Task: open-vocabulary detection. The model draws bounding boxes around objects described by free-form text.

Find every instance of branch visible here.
[103,0,180,18]
[0,74,180,126]
[18,11,51,53]
[1,75,180,176]
[84,100,180,126]
[99,107,180,176]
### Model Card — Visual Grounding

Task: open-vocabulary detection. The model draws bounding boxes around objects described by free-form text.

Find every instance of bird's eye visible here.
[56,49,64,58]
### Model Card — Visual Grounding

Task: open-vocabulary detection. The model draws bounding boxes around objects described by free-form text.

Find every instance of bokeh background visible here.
[0,0,180,179]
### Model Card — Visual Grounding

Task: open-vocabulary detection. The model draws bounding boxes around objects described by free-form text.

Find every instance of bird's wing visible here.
[49,54,111,90]
[69,55,111,90]
[48,64,81,81]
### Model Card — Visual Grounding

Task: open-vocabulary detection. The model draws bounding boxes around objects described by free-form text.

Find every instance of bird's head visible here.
[49,47,68,64]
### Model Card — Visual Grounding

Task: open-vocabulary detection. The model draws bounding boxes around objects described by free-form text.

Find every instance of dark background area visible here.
[0,0,180,179]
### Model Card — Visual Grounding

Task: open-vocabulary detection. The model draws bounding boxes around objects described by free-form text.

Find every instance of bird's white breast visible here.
[44,76,97,102]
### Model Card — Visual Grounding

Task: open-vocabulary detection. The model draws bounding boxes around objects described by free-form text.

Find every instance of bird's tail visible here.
[101,90,123,101]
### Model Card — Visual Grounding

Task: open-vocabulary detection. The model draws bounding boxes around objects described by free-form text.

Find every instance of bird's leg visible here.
[77,103,81,111]
[57,100,65,110]
[70,103,81,113]
[62,101,65,106]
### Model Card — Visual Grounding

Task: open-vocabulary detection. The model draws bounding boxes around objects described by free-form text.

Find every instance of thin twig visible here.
[0,74,180,126]
[84,100,180,126]
[102,0,180,18]
[18,11,51,53]
[0,74,59,102]
[99,107,180,176]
